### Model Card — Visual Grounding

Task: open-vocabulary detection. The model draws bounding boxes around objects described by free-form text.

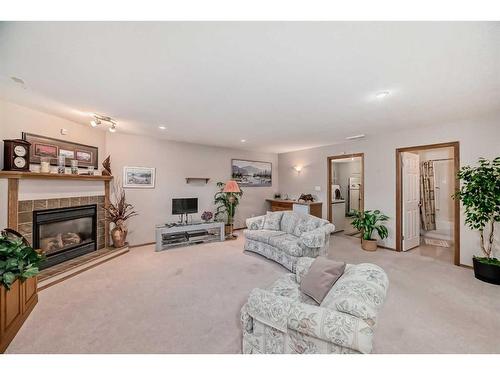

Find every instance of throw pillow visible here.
[299,256,346,304]
[262,211,284,231]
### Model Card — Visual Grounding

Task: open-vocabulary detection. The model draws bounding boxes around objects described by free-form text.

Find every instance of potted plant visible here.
[103,182,138,248]
[0,229,43,290]
[214,181,243,239]
[351,209,389,251]
[454,157,500,285]
[1,229,43,352]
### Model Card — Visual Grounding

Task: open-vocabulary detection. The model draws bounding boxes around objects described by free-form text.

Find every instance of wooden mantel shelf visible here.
[0,171,113,181]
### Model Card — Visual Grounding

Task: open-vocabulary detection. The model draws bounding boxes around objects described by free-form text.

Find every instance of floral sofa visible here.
[240,257,389,354]
[244,211,335,272]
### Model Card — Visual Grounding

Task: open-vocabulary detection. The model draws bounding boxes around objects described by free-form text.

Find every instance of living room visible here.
[1,2,500,374]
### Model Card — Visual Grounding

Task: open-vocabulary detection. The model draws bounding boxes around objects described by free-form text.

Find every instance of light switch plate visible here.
[314,186,321,191]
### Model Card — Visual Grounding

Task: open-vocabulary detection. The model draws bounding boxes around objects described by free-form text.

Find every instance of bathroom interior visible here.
[403,146,456,263]
[330,156,363,236]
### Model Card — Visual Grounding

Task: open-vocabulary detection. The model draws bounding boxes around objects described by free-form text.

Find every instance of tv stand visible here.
[154,221,225,251]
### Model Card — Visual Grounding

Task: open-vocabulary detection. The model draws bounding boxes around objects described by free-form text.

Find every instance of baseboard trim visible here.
[459,263,473,269]
[129,241,156,249]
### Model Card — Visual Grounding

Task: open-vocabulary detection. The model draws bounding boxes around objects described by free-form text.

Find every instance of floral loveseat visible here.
[244,211,335,272]
[240,257,389,354]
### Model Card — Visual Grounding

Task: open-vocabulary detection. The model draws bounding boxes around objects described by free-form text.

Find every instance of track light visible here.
[90,114,117,132]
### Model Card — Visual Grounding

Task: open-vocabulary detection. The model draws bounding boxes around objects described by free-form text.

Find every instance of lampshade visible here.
[223,180,241,193]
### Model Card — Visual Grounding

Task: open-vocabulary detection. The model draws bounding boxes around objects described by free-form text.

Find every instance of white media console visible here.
[155,221,225,251]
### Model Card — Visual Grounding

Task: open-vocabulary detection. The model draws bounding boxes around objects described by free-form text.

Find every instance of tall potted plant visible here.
[214,181,243,238]
[104,182,138,248]
[351,209,389,251]
[454,157,500,285]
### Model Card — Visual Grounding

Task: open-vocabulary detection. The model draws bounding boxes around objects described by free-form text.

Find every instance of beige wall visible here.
[278,114,500,266]
[105,132,278,246]
[0,100,278,246]
[0,100,106,167]
[0,100,107,229]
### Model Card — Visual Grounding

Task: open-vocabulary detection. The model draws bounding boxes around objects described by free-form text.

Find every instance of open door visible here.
[402,152,420,251]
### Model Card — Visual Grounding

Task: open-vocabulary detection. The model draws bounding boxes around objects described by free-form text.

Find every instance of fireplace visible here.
[33,205,98,269]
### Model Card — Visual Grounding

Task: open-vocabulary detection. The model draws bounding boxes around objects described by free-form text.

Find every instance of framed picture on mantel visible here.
[22,132,99,168]
[231,159,272,187]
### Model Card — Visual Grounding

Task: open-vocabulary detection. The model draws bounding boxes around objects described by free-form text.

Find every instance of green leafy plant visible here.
[351,209,389,241]
[454,157,500,264]
[0,232,44,290]
[214,181,243,224]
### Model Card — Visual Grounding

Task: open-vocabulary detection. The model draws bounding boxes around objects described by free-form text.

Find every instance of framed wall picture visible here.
[22,132,99,168]
[123,166,156,188]
[231,159,272,187]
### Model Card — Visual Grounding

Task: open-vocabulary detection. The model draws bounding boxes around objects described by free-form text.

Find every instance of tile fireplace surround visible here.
[17,195,106,251]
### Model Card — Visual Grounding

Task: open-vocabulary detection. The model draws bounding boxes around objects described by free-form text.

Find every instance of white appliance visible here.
[332,184,343,200]
[348,176,361,214]
[331,200,346,232]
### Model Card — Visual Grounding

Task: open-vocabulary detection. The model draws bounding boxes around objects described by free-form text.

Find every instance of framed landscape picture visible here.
[22,132,99,168]
[231,159,272,187]
[123,166,156,188]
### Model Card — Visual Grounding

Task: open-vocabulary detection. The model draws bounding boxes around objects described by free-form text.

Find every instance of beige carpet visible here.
[6,232,500,353]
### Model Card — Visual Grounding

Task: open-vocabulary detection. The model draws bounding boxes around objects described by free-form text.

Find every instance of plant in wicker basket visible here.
[103,182,138,248]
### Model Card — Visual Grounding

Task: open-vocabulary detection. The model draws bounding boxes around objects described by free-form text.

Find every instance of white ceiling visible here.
[1,22,499,153]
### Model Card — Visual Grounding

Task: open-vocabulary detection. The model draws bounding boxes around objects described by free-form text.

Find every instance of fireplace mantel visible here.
[0,171,112,181]
[1,171,113,249]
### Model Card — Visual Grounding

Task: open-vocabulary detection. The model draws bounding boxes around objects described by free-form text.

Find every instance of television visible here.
[172,198,198,215]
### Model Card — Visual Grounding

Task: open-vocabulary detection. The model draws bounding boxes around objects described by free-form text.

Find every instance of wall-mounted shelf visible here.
[185,177,210,184]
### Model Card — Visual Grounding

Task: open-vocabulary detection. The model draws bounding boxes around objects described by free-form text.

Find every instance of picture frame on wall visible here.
[231,159,272,187]
[123,166,156,188]
[22,132,99,168]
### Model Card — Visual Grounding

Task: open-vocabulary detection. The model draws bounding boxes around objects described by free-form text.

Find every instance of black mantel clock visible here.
[3,139,31,171]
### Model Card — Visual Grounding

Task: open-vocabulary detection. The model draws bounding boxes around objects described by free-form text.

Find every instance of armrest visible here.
[246,288,374,353]
[299,224,335,248]
[245,215,265,230]
[295,257,315,283]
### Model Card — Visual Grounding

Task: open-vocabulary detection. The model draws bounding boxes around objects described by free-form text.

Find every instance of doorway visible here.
[395,142,460,265]
[327,153,364,236]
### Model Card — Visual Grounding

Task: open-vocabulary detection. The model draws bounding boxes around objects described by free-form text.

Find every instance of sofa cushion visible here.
[266,274,318,306]
[244,229,285,244]
[262,211,284,231]
[320,263,389,327]
[299,257,346,304]
[268,233,304,257]
[280,211,301,234]
[293,216,322,237]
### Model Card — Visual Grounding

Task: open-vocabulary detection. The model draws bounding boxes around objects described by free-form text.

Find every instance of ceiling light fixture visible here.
[158,125,167,130]
[90,114,117,132]
[240,139,246,143]
[10,76,26,85]
[375,90,390,99]
[345,134,365,140]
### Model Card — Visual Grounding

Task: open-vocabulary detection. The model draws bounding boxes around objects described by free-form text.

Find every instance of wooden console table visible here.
[266,199,323,218]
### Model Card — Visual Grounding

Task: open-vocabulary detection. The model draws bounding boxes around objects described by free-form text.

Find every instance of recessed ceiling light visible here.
[10,76,25,85]
[375,91,390,99]
[109,124,117,133]
[158,125,167,130]
[240,139,246,143]
[345,134,365,140]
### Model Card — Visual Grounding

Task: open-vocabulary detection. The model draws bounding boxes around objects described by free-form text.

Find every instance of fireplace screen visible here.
[39,217,93,255]
[33,204,97,269]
